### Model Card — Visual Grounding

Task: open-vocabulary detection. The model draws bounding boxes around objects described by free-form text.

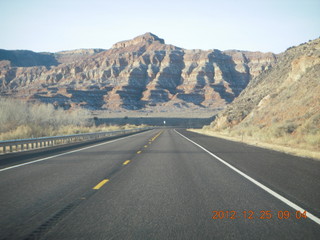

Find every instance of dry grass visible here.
[0,97,145,141]
[205,39,320,161]
[190,128,320,161]
[0,123,145,141]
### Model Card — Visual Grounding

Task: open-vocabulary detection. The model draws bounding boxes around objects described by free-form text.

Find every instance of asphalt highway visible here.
[0,129,319,239]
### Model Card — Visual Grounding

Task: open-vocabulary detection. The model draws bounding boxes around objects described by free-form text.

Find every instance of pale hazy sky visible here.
[1,0,319,53]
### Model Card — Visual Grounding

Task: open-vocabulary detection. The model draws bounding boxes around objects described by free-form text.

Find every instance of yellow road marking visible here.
[150,131,163,141]
[137,150,142,154]
[144,145,148,148]
[93,179,109,190]
[123,160,131,165]
[148,131,163,144]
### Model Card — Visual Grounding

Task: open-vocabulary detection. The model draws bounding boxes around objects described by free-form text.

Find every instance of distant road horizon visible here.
[93,116,215,128]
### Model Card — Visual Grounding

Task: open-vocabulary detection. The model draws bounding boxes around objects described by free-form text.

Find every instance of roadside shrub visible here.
[272,122,298,137]
[0,97,90,139]
[0,98,144,140]
[304,113,320,134]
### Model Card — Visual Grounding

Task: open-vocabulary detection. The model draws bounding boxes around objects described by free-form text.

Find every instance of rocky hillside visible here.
[209,38,320,151]
[54,49,105,64]
[0,49,59,68]
[0,33,276,111]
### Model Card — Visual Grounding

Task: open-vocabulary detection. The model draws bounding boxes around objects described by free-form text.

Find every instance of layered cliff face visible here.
[54,49,105,64]
[209,38,320,151]
[0,33,276,111]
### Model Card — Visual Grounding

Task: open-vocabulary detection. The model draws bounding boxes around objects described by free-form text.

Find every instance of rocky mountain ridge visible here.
[0,48,105,67]
[0,33,277,112]
[209,37,320,151]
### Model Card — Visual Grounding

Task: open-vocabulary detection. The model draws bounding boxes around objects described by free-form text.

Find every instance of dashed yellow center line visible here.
[123,160,131,165]
[135,131,163,155]
[93,179,109,190]
[149,131,163,141]
[91,132,164,192]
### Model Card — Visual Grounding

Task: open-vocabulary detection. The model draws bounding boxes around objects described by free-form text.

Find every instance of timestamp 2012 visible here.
[211,210,307,220]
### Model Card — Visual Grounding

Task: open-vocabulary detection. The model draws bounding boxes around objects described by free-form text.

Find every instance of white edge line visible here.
[174,129,320,226]
[0,130,152,172]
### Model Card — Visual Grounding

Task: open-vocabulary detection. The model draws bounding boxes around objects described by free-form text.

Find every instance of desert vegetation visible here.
[191,38,320,160]
[0,98,142,141]
[194,120,320,160]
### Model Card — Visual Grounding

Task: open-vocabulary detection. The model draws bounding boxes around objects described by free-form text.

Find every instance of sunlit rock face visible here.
[0,33,276,111]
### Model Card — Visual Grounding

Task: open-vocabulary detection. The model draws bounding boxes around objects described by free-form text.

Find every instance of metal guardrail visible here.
[0,127,152,154]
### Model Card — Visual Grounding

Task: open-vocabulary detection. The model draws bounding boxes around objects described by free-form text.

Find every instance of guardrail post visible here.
[0,127,151,155]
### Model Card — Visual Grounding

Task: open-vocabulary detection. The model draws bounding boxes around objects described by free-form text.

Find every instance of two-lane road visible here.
[0,129,319,239]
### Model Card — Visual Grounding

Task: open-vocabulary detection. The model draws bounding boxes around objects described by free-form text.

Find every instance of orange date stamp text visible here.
[211,210,307,220]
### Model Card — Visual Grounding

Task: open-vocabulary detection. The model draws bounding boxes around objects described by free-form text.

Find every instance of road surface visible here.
[0,129,319,239]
